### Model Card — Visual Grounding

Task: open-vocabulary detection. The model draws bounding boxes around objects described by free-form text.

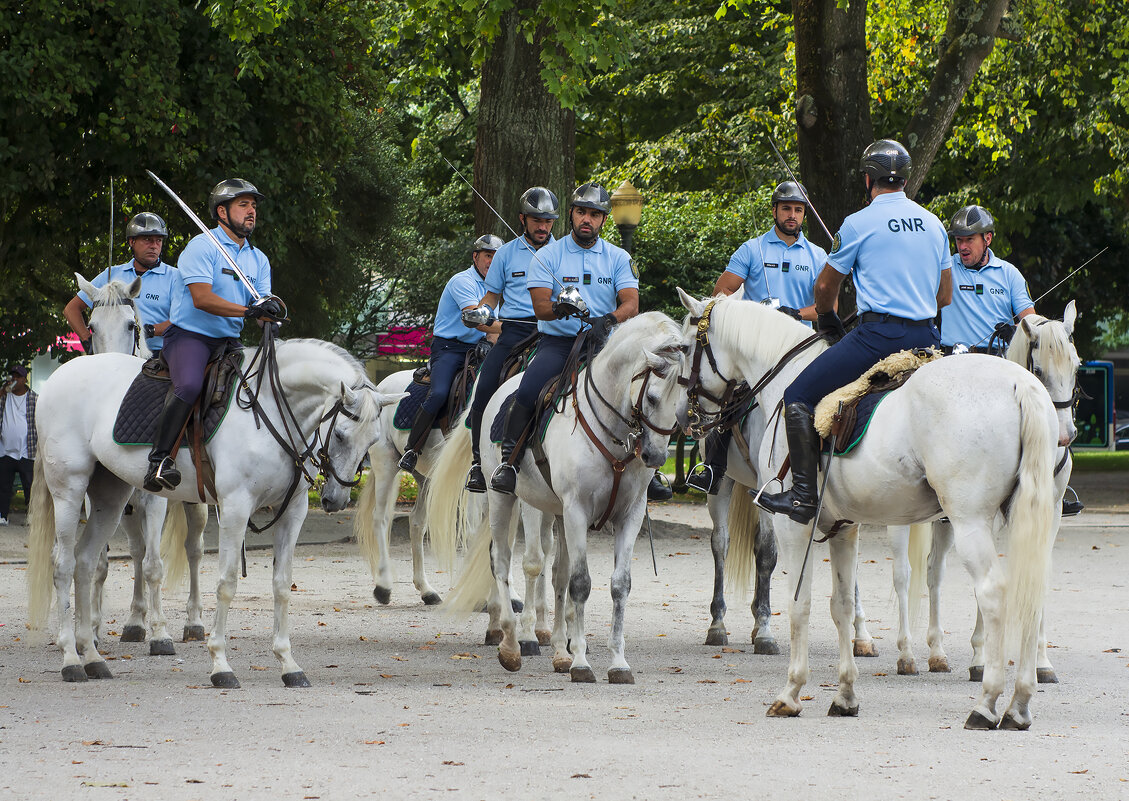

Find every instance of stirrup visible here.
[398,449,418,472]
[489,463,518,495]
[685,464,719,495]
[465,462,487,494]
[1061,486,1084,517]
[145,456,181,492]
[647,471,673,501]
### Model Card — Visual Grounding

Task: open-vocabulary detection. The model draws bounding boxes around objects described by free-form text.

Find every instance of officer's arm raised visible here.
[813,264,845,314]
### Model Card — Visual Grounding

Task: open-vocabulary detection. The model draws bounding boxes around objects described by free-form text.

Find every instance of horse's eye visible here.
[333,430,346,442]
[1032,366,1043,378]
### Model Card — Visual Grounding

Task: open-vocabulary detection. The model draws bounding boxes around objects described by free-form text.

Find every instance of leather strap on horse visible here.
[573,392,641,532]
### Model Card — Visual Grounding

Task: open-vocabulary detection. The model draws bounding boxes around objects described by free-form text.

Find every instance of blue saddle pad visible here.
[824,391,888,456]
[393,382,442,431]
[488,392,557,445]
[112,356,241,446]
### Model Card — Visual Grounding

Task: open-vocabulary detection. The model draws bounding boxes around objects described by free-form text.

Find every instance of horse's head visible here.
[1011,300,1081,447]
[78,273,149,358]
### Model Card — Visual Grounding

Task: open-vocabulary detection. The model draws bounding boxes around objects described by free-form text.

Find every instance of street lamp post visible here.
[609,180,643,255]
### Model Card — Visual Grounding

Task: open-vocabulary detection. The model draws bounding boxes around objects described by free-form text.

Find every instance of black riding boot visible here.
[490,402,534,495]
[754,403,820,524]
[686,428,732,495]
[466,432,487,493]
[399,408,439,472]
[647,471,673,501]
[143,392,194,492]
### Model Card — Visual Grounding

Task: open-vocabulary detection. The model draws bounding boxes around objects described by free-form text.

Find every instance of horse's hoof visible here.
[969,665,984,682]
[705,629,728,647]
[62,665,88,683]
[964,709,998,730]
[998,712,1031,731]
[753,638,781,656]
[1036,667,1059,684]
[928,656,951,673]
[535,629,552,646]
[282,671,311,688]
[853,640,878,658]
[519,640,541,657]
[484,629,503,646]
[896,657,918,676]
[608,668,635,685]
[498,650,522,673]
[827,701,859,717]
[373,586,392,606]
[120,625,146,643]
[509,598,524,613]
[570,666,596,683]
[211,671,241,689]
[149,639,176,656]
[766,700,800,718]
[552,656,572,674]
[183,625,206,642]
[421,592,442,606]
[85,661,113,680]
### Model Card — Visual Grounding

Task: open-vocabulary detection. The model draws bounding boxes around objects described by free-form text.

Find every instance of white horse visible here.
[677,290,1060,730]
[27,338,402,687]
[80,274,211,650]
[430,312,685,683]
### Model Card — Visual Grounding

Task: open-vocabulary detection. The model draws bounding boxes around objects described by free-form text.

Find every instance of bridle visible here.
[1022,319,1084,412]
[89,296,141,356]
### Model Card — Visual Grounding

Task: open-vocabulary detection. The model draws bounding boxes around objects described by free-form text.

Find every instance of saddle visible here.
[395,347,483,435]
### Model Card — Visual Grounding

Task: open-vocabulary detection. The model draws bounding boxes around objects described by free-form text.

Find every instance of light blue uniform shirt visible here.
[527,234,638,337]
[940,249,1033,347]
[433,266,488,344]
[726,228,827,326]
[170,227,272,339]
[483,234,554,318]
[78,259,177,351]
[827,192,949,321]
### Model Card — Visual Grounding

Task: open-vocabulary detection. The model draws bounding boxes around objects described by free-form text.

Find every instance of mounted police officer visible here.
[489,183,640,495]
[398,234,504,472]
[460,187,558,491]
[757,140,952,524]
[686,181,829,494]
[143,178,282,493]
[64,212,177,356]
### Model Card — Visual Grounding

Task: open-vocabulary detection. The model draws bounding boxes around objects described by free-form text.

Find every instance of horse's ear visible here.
[339,381,354,402]
[375,390,408,409]
[643,348,672,372]
[676,287,706,316]
[76,273,98,299]
[1063,299,1077,336]
[1020,315,1039,341]
[127,277,143,298]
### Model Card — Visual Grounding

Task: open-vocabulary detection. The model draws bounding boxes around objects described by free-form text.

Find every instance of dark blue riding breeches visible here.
[423,337,474,415]
[513,334,577,409]
[469,319,537,438]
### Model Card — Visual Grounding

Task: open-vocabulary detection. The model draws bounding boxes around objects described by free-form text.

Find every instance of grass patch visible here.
[1070,450,1129,472]
[307,470,419,508]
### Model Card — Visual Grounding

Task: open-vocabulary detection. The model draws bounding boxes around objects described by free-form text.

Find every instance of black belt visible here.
[858,312,933,327]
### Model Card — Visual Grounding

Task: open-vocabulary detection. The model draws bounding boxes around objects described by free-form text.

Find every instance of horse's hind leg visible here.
[183,503,208,641]
[517,505,546,656]
[489,494,522,672]
[549,518,572,673]
[751,512,779,654]
[270,503,311,687]
[827,526,861,716]
[118,497,149,643]
[408,489,441,605]
[91,544,109,649]
[890,525,917,675]
[136,493,174,655]
[705,482,731,646]
[852,573,878,658]
[533,512,554,647]
[926,519,954,673]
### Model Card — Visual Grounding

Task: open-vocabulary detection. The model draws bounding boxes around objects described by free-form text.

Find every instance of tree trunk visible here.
[475,6,575,241]
[903,0,1012,197]
[792,0,872,252]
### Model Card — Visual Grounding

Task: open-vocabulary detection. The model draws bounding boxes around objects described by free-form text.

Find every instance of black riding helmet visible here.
[771,180,808,207]
[208,178,265,221]
[948,205,995,237]
[859,139,912,182]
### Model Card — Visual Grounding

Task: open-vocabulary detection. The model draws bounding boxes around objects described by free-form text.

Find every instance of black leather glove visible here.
[993,321,1017,344]
[817,311,846,343]
[777,306,803,322]
[588,313,617,348]
[80,337,93,354]
[143,324,156,339]
[245,297,283,320]
[551,301,573,319]
[473,338,493,362]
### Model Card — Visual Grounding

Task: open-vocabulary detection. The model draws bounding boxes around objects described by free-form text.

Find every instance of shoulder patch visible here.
[630,259,639,279]
[830,232,842,254]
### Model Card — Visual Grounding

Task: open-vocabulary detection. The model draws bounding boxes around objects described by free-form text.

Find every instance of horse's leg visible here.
[366,456,400,605]
[549,517,572,673]
[207,499,252,689]
[52,485,86,682]
[926,519,954,673]
[562,506,594,683]
[705,481,732,646]
[135,493,174,655]
[270,503,313,687]
[767,519,811,716]
[1035,608,1057,684]
[183,503,209,641]
[408,489,441,605]
[534,512,554,647]
[607,501,647,684]
[751,513,780,655]
[851,532,878,658]
[827,527,861,716]
[91,544,109,650]
[890,524,917,675]
[517,504,545,656]
[117,495,148,643]
[490,494,522,671]
[968,608,986,682]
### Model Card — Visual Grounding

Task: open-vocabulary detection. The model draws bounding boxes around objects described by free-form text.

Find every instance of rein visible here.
[1023,319,1085,411]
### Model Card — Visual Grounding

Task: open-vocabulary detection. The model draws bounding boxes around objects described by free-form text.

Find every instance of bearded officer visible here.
[686,181,829,494]
[756,140,952,524]
[64,212,177,356]
[143,178,282,492]
[398,234,504,472]
[461,187,559,491]
[488,183,639,495]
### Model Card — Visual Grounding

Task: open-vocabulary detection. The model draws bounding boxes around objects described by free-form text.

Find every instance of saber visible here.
[793,401,841,603]
[146,170,263,301]
[108,181,114,267]
[764,132,835,245]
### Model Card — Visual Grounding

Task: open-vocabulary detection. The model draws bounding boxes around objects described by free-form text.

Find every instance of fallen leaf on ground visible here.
[442,761,465,766]
[801,696,814,701]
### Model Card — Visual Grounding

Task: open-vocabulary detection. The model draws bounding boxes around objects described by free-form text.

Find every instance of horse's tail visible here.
[1004,380,1057,657]
[907,522,932,625]
[441,514,497,621]
[160,501,189,592]
[424,410,475,572]
[26,451,55,634]
[725,484,760,601]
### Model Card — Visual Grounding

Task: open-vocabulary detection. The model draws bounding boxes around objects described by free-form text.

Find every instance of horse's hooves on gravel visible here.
[282,671,311,688]
[535,629,552,646]
[968,665,984,682]
[928,656,951,673]
[570,666,597,683]
[552,656,572,674]
[149,639,176,656]
[484,629,503,646]
[853,640,878,658]
[607,668,635,685]
[753,638,780,655]
[766,700,800,717]
[62,665,88,683]
[519,640,541,657]
[421,592,442,606]
[85,661,113,680]
[1036,667,1059,684]
[183,625,206,642]
[827,701,859,717]
[998,712,1031,731]
[509,598,524,613]
[498,650,522,673]
[963,710,998,730]
[373,586,392,606]
[120,625,146,642]
[896,657,918,676]
[211,671,241,689]
[704,629,728,647]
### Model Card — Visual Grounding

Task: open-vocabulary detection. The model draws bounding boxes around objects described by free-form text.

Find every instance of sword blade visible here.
[764,132,835,245]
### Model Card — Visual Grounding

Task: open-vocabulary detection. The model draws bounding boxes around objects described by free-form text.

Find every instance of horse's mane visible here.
[88,279,136,307]
[1006,315,1077,376]
[275,338,375,391]
[707,294,819,364]
[600,311,682,372]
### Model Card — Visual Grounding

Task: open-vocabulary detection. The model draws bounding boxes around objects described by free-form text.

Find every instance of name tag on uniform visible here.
[511,271,525,278]
[764,262,779,269]
[562,276,579,283]
[959,284,976,291]
[222,267,239,281]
